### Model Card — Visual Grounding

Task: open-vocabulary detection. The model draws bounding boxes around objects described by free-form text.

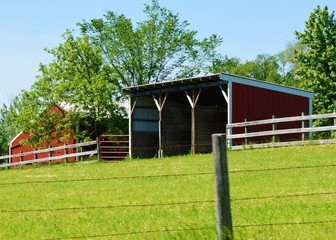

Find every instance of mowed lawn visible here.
[0,144,336,239]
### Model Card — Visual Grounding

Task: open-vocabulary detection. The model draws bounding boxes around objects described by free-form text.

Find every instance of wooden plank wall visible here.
[195,105,227,153]
[163,101,191,156]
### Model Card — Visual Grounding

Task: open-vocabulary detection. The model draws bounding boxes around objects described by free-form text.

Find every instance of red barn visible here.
[123,73,314,157]
[9,106,76,163]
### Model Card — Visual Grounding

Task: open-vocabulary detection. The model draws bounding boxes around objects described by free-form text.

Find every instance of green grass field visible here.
[0,144,336,239]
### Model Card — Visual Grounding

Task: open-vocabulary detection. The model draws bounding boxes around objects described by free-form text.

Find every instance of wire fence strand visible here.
[0,200,214,214]
[231,191,336,202]
[234,219,336,228]
[2,162,336,186]
[229,163,336,174]
[1,190,335,214]
[0,172,213,186]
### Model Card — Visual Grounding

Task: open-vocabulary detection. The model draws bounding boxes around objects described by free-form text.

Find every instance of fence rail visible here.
[227,111,336,149]
[0,140,98,168]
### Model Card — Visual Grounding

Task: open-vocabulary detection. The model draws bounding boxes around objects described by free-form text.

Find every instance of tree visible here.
[277,41,305,88]
[210,54,283,84]
[209,55,241,74]
[294,6,336,114]
[78,0,223,87]
[0,97,21,155]
[15,31,127,148]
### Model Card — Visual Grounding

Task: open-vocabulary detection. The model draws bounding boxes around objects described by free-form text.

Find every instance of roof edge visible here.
[219,73,314,99]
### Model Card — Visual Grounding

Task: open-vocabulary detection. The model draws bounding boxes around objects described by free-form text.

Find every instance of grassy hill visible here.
[0,144,336,239]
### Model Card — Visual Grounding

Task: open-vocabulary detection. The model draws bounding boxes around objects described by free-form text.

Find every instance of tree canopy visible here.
[13,31,127,148]
[294,6,336,114]
[78,0,223,87]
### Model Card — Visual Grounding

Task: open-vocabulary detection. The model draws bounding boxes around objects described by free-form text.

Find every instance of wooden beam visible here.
[152,93,168,157]
[185,89,202,154]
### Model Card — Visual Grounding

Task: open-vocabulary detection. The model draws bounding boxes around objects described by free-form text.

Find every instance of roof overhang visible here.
[122,73,314,99]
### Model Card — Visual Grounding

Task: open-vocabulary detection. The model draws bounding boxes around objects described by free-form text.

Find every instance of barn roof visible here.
[122,73,314,99]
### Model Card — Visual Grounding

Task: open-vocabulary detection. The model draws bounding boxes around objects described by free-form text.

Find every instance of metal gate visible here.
[99,135,129,160]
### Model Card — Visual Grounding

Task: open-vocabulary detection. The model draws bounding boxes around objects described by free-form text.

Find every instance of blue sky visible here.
[1,0,336,106]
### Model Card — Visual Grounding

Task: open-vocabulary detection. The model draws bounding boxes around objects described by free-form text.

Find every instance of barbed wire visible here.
[234,219,336,228]
[0,172,213,186]
[42,226,214,240]
[2,162,336,186]
[1,190,336,214]
[231,191,336,202]
[0,200,214,214]
[229,163,336,174]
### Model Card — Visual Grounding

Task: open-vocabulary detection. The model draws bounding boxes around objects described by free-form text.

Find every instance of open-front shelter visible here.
[123,73,314,158]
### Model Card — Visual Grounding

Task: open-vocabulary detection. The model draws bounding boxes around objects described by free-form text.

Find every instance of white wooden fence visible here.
[227,112,336,150]
[0,140,98,168]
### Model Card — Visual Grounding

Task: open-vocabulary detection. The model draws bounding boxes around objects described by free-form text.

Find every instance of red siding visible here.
[232,82,309,143]
[10,106,76,163]
[10,133,76,163]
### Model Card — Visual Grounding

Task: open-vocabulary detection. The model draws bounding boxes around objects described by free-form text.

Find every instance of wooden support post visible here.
[301,112,305,141]
[159,95,163,157]
[153,93,168,158]
[128,97,137,158]
[212,134,233,240]
[185,89,202,154]
[191,89,196,154]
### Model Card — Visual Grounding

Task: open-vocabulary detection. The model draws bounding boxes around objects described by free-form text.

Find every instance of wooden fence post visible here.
[64,143,68,163]
[97,137,101,161]
[334,109,336,138]
[272,115,277,143]
[49,146,52,165]
[212,134,233,240]
[301,112,305,141]
[19,151,23,169]
[34,149,38,160]
[244,118,248,145]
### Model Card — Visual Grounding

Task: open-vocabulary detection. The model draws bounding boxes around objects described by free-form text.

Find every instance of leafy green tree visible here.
[0,97,21,155]
[294,6,336,114]
[209,55,241,74]
[15,32,127,148]
[277,41,306,88]
[78,0,223,87]
[210,54,283,84]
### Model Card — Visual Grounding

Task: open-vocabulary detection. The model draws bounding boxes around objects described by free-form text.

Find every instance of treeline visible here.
[1,2,335,154]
